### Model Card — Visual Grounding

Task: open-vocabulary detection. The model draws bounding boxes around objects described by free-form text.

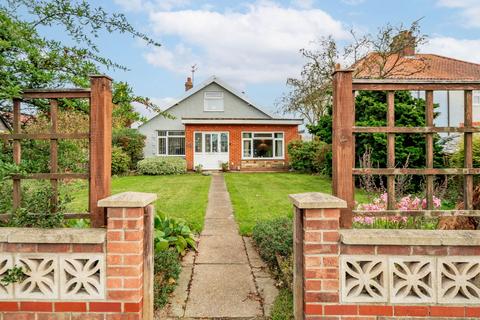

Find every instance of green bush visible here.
[0,179,72,228]
[111,146,130,175]
[270,288,294,320]
[309,91,445,180]
[112,128,146,170]
[287,140,331,174]
[154,213,196,256]
[451,134,480,168]
[252,217,293,270]
[153,249,181,310]
[137,157,186,175]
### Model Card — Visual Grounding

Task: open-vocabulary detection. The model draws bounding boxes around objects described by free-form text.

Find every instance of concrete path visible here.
[160,173,277,319]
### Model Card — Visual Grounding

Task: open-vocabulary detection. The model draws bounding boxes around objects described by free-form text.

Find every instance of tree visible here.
[278,20,428,124]
[0,0,166,125]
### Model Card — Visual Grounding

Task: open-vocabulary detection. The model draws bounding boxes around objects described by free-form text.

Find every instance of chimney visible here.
[185,77,193,91]
[391,30,416,56]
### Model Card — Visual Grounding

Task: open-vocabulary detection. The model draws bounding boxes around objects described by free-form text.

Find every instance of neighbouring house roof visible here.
[139,75,276,128]
[181,117,303,125]
[0,112,35,130]
[354,53,480,81]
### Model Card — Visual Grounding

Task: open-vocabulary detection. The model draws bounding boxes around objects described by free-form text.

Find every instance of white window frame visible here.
[157,130,185,156]
[241,131,285,160]
[194,131,229,154]
[204,91,224,112]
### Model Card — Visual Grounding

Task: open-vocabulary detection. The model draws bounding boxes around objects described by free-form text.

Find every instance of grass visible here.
[69,174,211,233]
[225,172,369,235]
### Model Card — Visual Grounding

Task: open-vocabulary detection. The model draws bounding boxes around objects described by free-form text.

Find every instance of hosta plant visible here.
[154,214,196,256]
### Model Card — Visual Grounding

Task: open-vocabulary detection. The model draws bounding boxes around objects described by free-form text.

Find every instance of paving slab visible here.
[168,265,193,317]
[196,234,248,264]
[184,264,262,318]
[202,218,238,236]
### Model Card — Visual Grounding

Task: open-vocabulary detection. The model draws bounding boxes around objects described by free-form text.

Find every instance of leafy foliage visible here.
[154,214,196,256]
[112,128,146,170]
[287,140,331,174]
[309,91,445,181]
[270,288,294,320]
[252,217,293,270]
[137,157,187,175]
[451,134,480,169]
[0,266,26,286]
[111,146,130,176]
[0,1,166,123]
[153,249,181,310]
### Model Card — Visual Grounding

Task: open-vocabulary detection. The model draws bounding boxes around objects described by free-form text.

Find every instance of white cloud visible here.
[421,37,480,63]
[143,1,348,85]
[437,0,480,28]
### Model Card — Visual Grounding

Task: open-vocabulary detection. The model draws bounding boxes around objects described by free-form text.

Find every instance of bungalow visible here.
[138,76,302,170]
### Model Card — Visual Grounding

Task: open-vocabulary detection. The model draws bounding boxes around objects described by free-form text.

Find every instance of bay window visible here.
[158,130,185,156]
[242,132,284,159]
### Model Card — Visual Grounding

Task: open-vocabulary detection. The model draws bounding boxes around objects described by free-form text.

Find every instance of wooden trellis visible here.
[332,70,480,228]
[0,75,113,228]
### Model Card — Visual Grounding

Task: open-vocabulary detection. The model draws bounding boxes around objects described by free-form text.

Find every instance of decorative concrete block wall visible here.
[290,192,480,319]
[0,191,156,320]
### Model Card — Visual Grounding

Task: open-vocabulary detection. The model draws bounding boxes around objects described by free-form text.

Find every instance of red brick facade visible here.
[184,124,300,171]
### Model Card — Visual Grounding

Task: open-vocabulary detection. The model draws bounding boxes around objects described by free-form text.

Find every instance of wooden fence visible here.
[332,70,480,228]
[0,75,113,227]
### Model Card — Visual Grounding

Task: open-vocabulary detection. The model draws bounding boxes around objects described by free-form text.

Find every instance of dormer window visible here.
[204,91,224,112]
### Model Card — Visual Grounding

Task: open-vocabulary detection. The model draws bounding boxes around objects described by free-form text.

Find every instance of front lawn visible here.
[225,173,369,235]
[69,174,211,233]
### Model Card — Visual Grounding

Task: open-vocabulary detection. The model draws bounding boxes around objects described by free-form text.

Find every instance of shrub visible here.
[112,128,146,169]
[153,249,181,310]
[137,157,186,175]
[154,214,196,256]
[270,288,294,320]
[287,140,331,174]
[451,134,480,168]
[111,146,130,175]
[0,179,72,228]
[252,217,293,270]
[309,91,445,179]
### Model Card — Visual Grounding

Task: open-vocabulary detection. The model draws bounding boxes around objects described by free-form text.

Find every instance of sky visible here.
[56,0,480,118]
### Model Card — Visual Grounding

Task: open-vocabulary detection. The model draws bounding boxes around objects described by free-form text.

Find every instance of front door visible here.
[194,132,229,170]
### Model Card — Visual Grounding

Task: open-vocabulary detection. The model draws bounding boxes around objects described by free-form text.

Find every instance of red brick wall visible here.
[0,206,151,320]
[300,207,480,319]
[184,124,300,170]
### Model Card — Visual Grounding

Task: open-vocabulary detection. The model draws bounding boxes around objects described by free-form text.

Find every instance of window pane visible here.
[243,140,252,158]
[168,137,185,155]
[158,137,166,154]
[168,130,184,136]
[158,130,167,137]
[275,140,283,157]
[253,139,273,158]
[205,134,211,152]
[274,133,283,139]
[254,133,273,138]
[220,133,228,152]
[211,134,218,152]
[243,133,252,138]
[195,133,202,152]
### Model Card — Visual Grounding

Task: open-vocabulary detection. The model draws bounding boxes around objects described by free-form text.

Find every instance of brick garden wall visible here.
[184,124,300,170]
[0,192,156,320]
[290,192,480,320]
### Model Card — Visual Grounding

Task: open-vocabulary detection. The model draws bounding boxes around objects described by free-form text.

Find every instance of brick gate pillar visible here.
[289,192,346,319]
[99,191,157,320]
